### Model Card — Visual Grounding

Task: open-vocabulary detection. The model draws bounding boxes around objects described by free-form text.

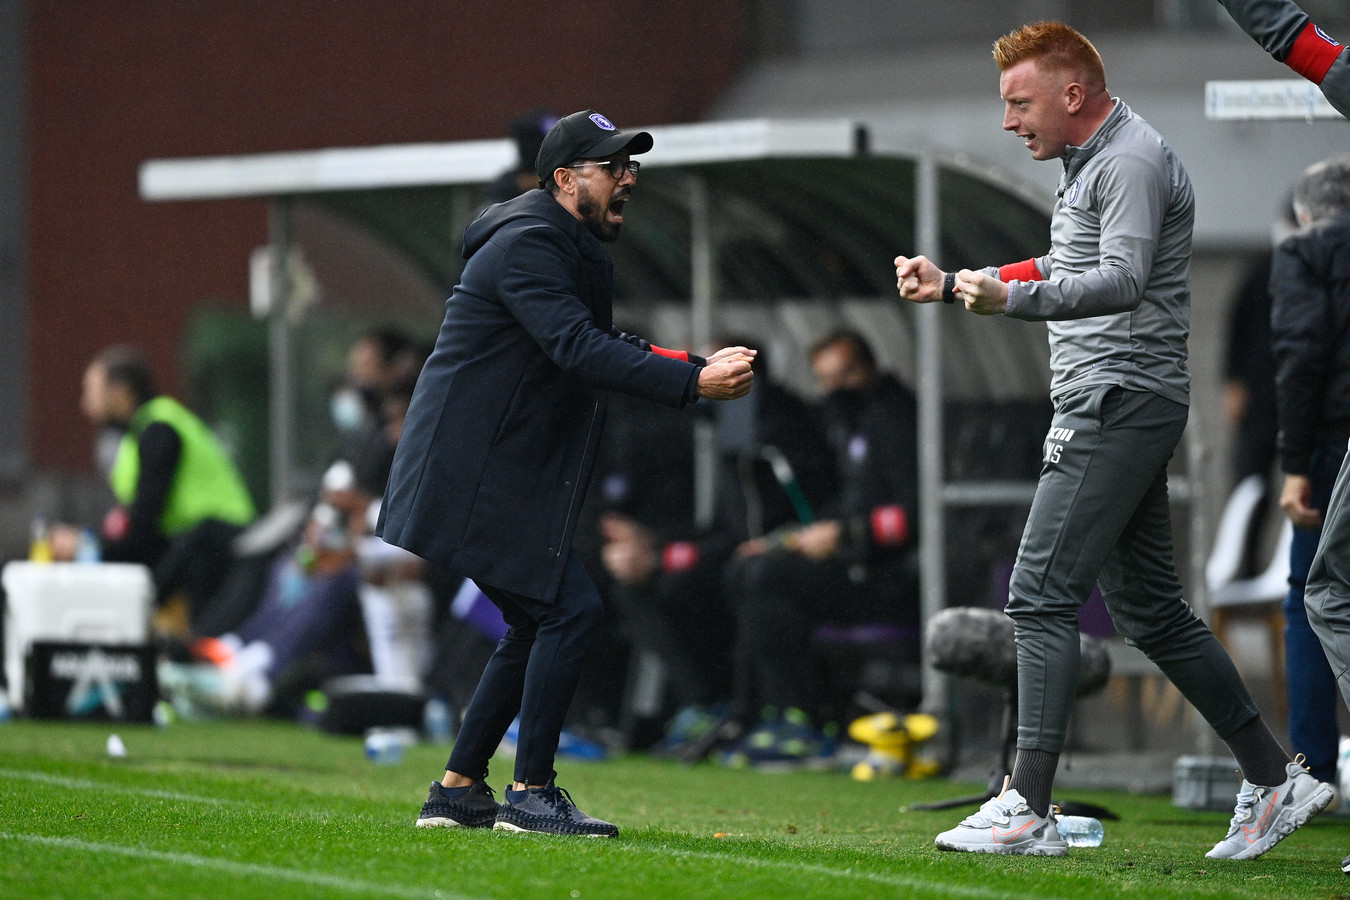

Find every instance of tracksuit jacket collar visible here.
[1058,98,1130,195]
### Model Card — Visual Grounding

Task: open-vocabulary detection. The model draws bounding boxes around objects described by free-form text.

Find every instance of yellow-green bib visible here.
[109,396,256,536]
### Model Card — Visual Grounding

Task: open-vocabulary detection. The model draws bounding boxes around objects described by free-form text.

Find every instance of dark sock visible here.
[1008,748,1059,818]
[1223,716,1290,787]
[439,783,472,799]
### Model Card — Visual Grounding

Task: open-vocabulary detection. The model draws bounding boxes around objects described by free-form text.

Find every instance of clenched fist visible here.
[696,345,756,400]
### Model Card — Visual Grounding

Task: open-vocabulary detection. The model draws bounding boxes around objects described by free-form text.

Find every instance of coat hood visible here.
[463,189,604,261]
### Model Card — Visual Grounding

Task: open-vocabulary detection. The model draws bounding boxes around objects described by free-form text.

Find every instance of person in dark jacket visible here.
[1271,154,1350,787]
[595,344,836,755]
[383,109,754,837]
[720,329,919,768]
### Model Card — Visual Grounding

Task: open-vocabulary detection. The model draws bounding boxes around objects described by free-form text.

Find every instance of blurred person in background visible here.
[330,326,417,493]
[1217,198,1297,576]
[184,457,372,717]
[481,107,561,208]
[185,353,435,717]
[50,344,256,637]
[718,329,918,770]
[596,340,835,757]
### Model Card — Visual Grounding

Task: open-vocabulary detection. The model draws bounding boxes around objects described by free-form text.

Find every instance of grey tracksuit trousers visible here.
[1306,440,1350,710]
[1007,384,1260,752]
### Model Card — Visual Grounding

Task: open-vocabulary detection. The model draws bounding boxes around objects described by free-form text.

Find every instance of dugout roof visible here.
[141,119,1051,303]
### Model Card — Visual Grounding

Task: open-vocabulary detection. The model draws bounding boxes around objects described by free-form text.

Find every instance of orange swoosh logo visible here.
[992,821,1035,843]
[1242,791,1278,842]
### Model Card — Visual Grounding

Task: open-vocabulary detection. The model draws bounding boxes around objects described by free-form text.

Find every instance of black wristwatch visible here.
[941,272,958,304]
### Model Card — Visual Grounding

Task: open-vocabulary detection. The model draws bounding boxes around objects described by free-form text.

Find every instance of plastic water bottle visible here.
[364,727,409,765]
[75,527,101,563]
[423,697,454,743]
[1055,814,1105,847]
[28,516,52,563]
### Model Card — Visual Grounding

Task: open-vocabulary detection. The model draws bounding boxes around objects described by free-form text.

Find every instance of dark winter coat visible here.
[1271,210,1350,475]
[379,189,703,600]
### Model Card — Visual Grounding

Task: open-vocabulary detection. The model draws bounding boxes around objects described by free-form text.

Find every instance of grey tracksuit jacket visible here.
[991,100,1195,408]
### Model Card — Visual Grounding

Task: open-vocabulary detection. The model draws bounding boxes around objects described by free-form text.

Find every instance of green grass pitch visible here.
[3,718,1350,899]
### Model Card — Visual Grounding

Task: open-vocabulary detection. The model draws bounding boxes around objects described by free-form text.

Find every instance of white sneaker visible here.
[934,777,1067,856]
[1206,756,1335,861]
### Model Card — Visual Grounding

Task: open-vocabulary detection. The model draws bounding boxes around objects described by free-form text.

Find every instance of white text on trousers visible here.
[1044,427,1075,464]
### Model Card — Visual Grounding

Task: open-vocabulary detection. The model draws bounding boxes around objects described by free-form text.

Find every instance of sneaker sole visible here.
[935,837,1067,856]
[492,820,616,838]
[1229,781,1335,861]
[415,815,495,829]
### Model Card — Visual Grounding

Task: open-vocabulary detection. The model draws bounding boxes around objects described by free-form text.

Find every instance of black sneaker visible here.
[493,782,619,837]
[415,780,499,828]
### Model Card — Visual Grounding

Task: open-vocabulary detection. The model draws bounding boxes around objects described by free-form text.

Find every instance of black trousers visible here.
[445,552,604,785]
[153,518,246,634]
[724,548,914,721]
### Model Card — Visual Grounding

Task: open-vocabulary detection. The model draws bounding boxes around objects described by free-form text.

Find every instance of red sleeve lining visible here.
[1287,23,1343,83]
[650,345,690,362]
[998,259,1043,283]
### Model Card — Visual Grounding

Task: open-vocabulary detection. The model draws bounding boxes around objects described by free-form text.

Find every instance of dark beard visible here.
[577,194,621,243]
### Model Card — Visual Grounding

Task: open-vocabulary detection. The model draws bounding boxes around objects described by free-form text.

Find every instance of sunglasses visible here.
[568,159,641,179]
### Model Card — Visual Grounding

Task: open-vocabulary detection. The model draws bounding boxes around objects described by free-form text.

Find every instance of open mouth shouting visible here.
[608,190,631,225]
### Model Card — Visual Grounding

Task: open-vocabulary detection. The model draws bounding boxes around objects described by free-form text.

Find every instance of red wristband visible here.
[998,259,1043,283]
[662,541,700,572]
[1286,23,1343,84]
[870,505,909,547]
[650,345,690,362]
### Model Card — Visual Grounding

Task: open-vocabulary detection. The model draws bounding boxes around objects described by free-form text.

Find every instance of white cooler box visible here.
[3,561,153,711]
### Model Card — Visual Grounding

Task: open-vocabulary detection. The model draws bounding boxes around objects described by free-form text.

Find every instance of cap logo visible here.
[589,113,616,131]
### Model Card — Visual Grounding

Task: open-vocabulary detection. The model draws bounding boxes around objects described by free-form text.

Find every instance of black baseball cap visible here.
[535,109,654,186]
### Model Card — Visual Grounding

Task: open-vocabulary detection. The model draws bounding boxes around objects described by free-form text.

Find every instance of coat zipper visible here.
[554,399,599,557]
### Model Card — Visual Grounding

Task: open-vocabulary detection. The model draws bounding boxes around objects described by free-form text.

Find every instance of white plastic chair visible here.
[1205,474,1290,713]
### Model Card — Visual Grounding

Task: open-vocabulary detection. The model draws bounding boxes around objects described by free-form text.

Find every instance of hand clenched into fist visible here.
[697,345,756,400]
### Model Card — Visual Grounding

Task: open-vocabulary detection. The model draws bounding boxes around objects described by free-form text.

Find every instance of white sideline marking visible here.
[0,832,479,899]
[0,768,230,805]
[0,769,334,821]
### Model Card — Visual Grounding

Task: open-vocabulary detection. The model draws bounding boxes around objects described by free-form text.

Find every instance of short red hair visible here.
[993,21,1106,91]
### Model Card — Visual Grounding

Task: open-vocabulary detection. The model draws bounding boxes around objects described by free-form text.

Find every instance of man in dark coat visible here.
[383,109,754,837]
[1272,154,1350,790]
[1286,154,1350,876]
